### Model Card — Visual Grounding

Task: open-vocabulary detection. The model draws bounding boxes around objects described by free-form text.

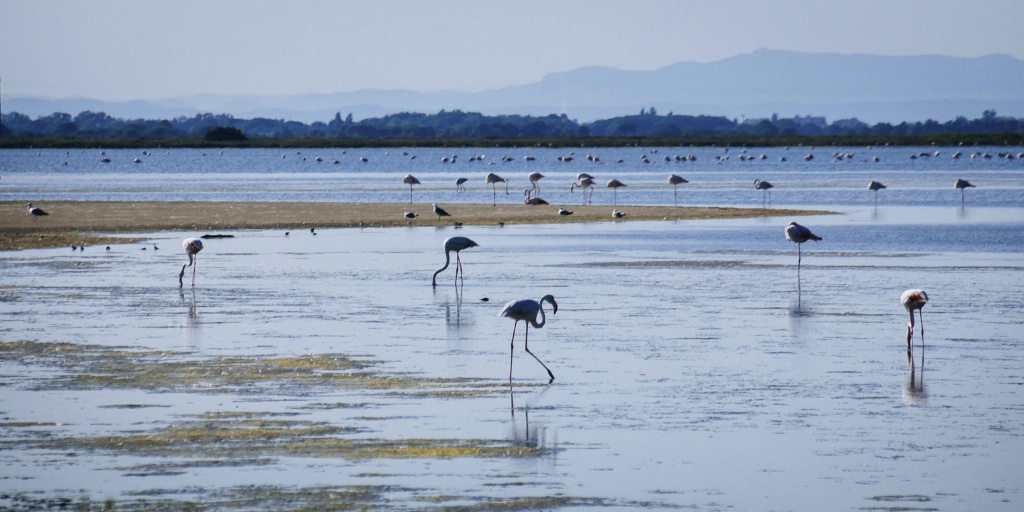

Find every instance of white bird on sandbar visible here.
[432,236,478,287]
[500,294,558,383]
[27,203,49,218]
[178,238,204,287]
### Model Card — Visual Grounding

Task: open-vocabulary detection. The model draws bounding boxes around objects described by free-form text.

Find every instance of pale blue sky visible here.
[2,0,1022,100]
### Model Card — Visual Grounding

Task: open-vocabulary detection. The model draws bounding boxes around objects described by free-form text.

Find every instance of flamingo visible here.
[570,176,595,205]
[668,174,688,206]
[901,289,928,354]
[485,173,508,206]
[432,203,451,221]
[500,294,557,383]
[432,236,478,287]
[754,179,773,207]
[954,178,975,206]
[784,222,821,280]
[27,203,49,218]
[528,172,545,196]
[606,179,626,206]
[456,177,468,191]
[178,238,204,287]
[402,174,420,203]
[868,180,887,207]
[524,188,548,205]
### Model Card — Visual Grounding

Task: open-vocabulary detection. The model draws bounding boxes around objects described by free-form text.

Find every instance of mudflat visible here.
[0,200,828,250]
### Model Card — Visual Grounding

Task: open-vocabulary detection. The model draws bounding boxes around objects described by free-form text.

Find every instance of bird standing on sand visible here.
[432,236,478,287]
[754,179,774,207]
[901,289,928,354]
[178,238,204,287]
[606,179,627,206]
[485,173,508,206]
[784,221,821,279]
[500,294,558,383]
[954,178,975,206]
[432,203,451,221]
[402,174,420,203]
[668,174,688,206]
[27,203,49,218]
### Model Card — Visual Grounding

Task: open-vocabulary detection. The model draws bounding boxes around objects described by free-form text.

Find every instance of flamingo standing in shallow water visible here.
[570,175,595,205]
[606,179,626,206]
[402,174,420,203]
[500,294,558,383]
[754,179,774,207]
[868,180,887,207]
[178,238,204,287]
[901,289,928,355]
[668,174,688,206]
[432,236,478,287]
[784,221,821,281]
[528,172,545,196]
[485,173,508,206]
[954,179,975,207]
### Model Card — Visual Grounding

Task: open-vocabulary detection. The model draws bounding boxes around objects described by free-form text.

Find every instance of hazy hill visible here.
[7,49,1024,124]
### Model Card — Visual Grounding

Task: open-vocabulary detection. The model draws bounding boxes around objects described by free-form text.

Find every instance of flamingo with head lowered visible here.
[178,238,204,287]
[432,236,478,287]
[500,294,558,383]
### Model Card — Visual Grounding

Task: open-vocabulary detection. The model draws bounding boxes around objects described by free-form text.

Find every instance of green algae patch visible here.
[0,341,499,398]
[19,412,542,461]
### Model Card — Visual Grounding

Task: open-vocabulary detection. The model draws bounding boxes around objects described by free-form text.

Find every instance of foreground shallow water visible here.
[2,201,1023,510]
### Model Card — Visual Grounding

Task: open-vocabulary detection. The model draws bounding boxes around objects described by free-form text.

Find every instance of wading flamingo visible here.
[500,294,558,383]
[901,289,928,354]
[570,175,595,205]
[954,178,975,207]
[606,179,626,206]
[754,179,773,207]
[432,236,478,287]
[528,172,545,196]
[784,221,821,280]
[178,238,204,287]
[868,180,887,206]
[668,174,688,206]
[485,173,508,206]
[402,174,420,203]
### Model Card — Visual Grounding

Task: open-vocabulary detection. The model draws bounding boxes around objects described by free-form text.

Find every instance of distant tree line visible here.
[1,107,1021,143]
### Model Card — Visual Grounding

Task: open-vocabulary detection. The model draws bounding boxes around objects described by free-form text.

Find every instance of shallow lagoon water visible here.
[2,147,1024,510]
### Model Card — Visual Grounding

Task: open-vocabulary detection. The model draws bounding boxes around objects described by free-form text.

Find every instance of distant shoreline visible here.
[0,200,832,251]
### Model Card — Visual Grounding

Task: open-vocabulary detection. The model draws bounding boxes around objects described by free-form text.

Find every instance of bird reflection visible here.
[903,349,926,405]
[179,287,198,323]
[509,387,550,448]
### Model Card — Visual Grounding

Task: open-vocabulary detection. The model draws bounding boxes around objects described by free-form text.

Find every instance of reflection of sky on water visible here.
[2,149,1024,509]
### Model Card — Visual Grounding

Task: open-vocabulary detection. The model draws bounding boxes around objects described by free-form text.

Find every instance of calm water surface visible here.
[1,147,1023,510]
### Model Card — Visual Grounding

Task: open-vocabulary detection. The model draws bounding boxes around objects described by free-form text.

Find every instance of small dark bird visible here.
[404,211,418,219]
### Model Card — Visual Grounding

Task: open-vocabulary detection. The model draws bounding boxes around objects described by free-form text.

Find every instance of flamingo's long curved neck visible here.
[432,250,452,286]
[530,300,547,329]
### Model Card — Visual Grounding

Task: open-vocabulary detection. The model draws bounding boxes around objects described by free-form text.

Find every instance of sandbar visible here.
[0,200,830,250]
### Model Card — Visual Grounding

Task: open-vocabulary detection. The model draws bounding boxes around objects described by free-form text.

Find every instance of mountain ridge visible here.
[6,49,1023,124]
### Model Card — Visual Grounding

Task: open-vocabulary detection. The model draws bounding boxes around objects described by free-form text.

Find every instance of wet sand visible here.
[0,200,828,250]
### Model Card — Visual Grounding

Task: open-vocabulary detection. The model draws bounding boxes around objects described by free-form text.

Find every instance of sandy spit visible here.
[1,201,830,250]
